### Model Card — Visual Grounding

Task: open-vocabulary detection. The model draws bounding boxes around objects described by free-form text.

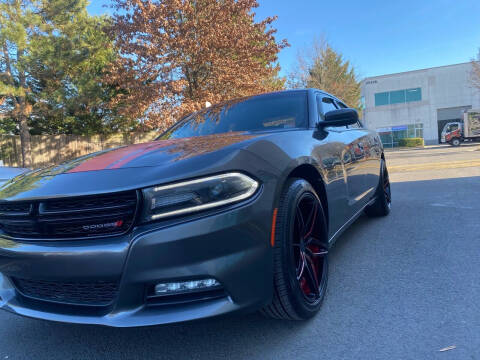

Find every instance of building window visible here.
[406,88,422,102]
[375,92,389,106]
[374,88,422,106]
[377,123,424,147]
[414,123,423,138]
[407,123,423,138]
[390,90,406,104]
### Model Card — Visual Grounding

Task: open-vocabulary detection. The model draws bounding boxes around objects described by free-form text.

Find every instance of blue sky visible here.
[88,0,480,79]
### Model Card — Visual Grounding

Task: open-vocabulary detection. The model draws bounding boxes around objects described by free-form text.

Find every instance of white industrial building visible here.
[361,62,480,146]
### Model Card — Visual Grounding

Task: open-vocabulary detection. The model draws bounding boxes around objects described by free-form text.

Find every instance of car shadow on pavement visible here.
[5,307,312,359]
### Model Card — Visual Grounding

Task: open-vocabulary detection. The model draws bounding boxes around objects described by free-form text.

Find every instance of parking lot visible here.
[0,144,479,360]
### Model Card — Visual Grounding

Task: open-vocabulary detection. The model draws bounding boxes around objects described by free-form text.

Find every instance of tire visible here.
[451,138,461,147]
[365,159,391,217]
[262,178,328,320]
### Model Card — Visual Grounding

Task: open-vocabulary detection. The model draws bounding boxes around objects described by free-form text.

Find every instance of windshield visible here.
[160,91,308,139]
[448,124,459,132]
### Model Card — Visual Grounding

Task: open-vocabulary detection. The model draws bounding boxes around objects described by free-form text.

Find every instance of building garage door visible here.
[437,106,472,143]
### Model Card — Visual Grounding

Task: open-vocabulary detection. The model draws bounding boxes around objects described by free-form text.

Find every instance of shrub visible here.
[398,138,424,147]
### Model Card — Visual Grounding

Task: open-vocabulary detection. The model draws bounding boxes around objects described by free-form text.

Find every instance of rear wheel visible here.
[365,159,391,217]
[262,178,328,320]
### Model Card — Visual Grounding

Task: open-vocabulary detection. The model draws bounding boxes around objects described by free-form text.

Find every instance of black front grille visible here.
[13,278,119,306]
[0,190,138,239]
[0,202,31,214]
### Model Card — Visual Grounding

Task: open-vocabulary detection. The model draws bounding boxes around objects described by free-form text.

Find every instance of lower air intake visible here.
[13,278,119,306]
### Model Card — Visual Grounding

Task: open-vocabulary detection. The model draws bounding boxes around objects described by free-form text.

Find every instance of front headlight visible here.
[141,172,259,222]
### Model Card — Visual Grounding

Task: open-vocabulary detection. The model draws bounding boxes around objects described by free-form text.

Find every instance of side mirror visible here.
[319,108,359,128]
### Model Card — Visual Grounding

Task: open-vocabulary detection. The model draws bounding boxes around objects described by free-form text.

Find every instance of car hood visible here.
[0,167,29,186]
[0,132,273,201]
[50,133,261,174]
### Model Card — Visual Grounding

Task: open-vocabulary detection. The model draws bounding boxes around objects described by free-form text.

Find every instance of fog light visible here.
[154,278,221,295]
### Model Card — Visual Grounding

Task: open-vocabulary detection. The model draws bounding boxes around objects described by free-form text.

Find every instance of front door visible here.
[317,96,372,218]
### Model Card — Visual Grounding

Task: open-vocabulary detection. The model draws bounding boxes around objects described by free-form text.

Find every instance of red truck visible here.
[441,110,480,146]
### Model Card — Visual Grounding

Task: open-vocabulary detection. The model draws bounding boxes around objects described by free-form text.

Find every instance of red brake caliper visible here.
[300,278,310,295]
[300,245,320,296]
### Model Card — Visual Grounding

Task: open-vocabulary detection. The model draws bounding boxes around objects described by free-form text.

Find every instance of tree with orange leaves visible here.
[107,0,288,130]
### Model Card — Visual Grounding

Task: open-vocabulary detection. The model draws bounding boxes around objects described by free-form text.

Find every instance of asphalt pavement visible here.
[0,145,479,360]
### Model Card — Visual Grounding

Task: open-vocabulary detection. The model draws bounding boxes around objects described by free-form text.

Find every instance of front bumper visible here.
[0,190,274,327]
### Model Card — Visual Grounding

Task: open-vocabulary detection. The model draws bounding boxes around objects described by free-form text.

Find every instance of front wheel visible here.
[262,178,328,320]
[450,138,461,147]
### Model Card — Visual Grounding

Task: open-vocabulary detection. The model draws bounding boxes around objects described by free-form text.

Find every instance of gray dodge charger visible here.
[0,89,391,327]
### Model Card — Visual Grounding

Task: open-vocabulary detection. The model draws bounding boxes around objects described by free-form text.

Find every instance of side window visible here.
[335,100,363,129]
[349,119,363,129]
[322,97,338,115]
[317,96,337,121]
[317,96,350,130]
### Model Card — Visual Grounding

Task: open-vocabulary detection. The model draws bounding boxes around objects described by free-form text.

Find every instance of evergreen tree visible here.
[288,38,361,111]
[0,0,127,166]
[0,0,40,166]
[29,2,134,135]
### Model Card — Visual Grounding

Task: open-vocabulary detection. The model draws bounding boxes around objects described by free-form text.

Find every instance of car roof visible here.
[255,88,346,106]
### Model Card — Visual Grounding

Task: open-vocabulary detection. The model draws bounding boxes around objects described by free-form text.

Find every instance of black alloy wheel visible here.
[293,192,328,304]
[383,163,392,209]
[365,159,391,217]
[262,178,328,320]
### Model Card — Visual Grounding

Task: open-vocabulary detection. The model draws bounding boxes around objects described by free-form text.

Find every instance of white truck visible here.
[440,109,480,146]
